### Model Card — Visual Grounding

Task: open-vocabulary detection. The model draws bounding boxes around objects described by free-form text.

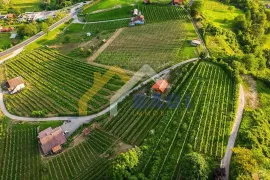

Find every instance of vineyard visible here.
[46,129,116,180]
[0,127,41,180]
[103,61,235,178]
[3,49,128,117]
[95,20,199,71]
[142,5,188,23]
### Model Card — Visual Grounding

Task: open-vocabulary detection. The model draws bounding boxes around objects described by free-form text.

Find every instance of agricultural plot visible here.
[104,61,235,178]
[142,5,188,23]
[3,49,128,117]
[46,129,116,180]
[0,127,41,180]
[95,20,199,71]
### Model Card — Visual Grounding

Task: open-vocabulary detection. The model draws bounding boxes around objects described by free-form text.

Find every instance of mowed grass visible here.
[203,0,243,29]
[0,34,11,50]
[4,49,128,117]
[95,19,199,71]
[11,0,41,12]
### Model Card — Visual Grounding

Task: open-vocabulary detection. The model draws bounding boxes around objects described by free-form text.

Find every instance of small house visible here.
[38,127,67,155]
[190,39,201,46]
[6,76,25,94]
[152,80,169,93]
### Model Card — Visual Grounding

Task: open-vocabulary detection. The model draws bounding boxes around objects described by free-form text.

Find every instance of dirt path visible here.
[221,84,245,180]
[87,28,124,62]
[89,62,135,76]
[242,75,258,109]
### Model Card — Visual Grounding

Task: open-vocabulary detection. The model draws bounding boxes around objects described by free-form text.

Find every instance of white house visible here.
[133,9,139,16]
[6,76,25,94]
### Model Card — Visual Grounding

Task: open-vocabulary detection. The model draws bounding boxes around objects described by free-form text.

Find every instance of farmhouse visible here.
[152,80,169,93]
[6,14,15,19]
[38,127,67,155]
[6,76,25,94]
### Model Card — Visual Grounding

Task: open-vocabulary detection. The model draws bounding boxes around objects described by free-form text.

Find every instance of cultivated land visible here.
[3,49,128,117]
[103,60,235,178]
[95,20,199,71]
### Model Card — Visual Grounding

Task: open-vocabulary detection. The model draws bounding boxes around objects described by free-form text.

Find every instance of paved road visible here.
[0,2,89,58]
[220,84,245,180]
[0,58,198,135]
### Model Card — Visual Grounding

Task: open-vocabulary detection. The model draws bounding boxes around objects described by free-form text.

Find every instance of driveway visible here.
[0,58,198,136]
[220,84,245,180]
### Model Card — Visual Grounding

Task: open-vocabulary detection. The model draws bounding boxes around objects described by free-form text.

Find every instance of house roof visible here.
[152,80,169,93]
[7,77,24,91]
[38,127,67,154]
[52,145,62,153]
[38,127,53,139]
[7,14,14,18]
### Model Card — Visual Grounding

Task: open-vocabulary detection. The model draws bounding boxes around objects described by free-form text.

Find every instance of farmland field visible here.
[0,0,41,13]
[95,19,199,71]
[0,118,118,179]
[0,126,41,180]
[3,49,128,117]
[103,61,236,178]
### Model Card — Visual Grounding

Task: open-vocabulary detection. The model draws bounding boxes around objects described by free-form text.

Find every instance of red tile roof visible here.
[7,77,24,91]
[38,127,66,154]
[152,80,169,93]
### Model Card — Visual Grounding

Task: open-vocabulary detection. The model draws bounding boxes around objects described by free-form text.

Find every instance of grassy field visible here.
[95,19,199,71]
[0,34,11,50]
[3,49,128,117]
[203,0,243,29]
[103,61,236,178]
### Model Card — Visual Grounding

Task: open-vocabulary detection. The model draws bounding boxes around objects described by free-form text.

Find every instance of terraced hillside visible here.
[3,49,128,117]
[104,61,236,178]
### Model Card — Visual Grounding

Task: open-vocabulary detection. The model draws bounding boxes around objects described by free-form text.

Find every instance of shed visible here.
[10,33,17,39]
[6,76,25,94]
[191,39,201,46]
[133,9,139,16]
[152,80,169,93]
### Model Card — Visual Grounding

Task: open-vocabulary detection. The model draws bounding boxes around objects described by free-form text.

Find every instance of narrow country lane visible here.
[221,84,245,180]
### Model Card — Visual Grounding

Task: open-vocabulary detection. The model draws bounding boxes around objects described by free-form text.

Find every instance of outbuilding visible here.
[152,80,169,93]
[190,39,201,46]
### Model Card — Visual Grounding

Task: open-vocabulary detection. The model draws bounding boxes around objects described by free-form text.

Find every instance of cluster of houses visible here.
[129,8,145,27]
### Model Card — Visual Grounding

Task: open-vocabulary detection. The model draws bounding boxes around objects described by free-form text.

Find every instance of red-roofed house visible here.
[38,127,67,155]
[152,80,169,93]
[173,0,184,5]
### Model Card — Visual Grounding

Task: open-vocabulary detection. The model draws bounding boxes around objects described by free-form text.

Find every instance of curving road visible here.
[220,84,245,180]
[0,58,198,135]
